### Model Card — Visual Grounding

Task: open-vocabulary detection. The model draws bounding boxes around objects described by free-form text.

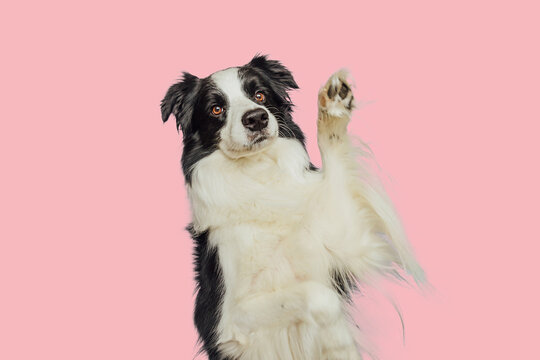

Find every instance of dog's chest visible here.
[219,224,328,292]
[188,140,318,229]
[190,144,331,292]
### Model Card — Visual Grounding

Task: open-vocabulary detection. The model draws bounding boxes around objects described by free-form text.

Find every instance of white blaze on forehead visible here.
[210,67,245,100]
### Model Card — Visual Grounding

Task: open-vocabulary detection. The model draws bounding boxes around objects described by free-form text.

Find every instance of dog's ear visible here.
[248,54,299,91]
[161,72,199,132]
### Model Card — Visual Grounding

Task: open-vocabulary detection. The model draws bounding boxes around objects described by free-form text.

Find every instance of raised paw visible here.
[318,70,355,118]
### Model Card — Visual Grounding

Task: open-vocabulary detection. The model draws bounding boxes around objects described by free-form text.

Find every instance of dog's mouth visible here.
[246,130,270,145]
[251,134,267,144]
[219,128,277,159]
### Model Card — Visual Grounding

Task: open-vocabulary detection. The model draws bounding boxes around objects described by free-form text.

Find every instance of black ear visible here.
[161,72,199,131]
[248,54,299,90]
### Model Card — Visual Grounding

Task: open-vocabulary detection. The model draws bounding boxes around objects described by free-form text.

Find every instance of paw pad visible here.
[328,80,350,102]
[319,70,355,116]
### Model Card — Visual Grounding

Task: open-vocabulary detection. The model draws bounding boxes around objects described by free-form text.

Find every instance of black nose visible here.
[241,109,269,131]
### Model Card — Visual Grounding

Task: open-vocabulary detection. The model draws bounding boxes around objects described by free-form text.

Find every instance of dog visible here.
[161,55,424,360]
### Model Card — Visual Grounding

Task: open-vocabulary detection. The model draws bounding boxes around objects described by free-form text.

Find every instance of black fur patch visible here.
[307,162,319,172]
[188,224,229,360]
[161,74,228,184]
[331,268,357,302]
[161,72,200,132]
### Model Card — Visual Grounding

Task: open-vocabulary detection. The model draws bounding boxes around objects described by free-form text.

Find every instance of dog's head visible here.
[161,55,304,182]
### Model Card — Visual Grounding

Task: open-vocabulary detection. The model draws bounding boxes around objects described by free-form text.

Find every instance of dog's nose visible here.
[241,109,269,131]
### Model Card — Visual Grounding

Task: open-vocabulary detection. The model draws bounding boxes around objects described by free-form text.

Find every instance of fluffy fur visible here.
[161,55,424,360]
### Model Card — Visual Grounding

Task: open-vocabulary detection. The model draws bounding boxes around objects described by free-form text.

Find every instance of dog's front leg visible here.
[315,71,424,284]
[231,285,308,334]
[315,71,398,274]
[230,281,341,332]
[219,281,343,359]
[316,70,356,179]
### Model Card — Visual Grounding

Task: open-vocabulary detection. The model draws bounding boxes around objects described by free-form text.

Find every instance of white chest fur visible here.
[188,138,328,286]
[187,139,353,359]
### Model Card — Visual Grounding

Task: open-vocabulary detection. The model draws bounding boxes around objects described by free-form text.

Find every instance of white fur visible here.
[187,71,423,359]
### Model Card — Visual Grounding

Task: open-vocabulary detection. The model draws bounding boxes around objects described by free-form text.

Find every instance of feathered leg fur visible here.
[309,71,424,359]
[315,70,424,284]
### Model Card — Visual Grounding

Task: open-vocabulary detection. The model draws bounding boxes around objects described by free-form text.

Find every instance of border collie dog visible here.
[161,55,424,360]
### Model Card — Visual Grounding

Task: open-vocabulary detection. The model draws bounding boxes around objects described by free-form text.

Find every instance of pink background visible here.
[1,0,539,359]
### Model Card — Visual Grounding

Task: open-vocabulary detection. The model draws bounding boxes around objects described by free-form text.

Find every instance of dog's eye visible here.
[255,92,265,102]
[211,106,223,115]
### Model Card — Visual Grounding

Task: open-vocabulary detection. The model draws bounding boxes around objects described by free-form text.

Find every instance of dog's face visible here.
[161,55,305,183]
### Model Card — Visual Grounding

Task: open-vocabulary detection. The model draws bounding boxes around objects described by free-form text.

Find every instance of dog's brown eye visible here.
[211,106,223,115]
[255,92,265,102]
